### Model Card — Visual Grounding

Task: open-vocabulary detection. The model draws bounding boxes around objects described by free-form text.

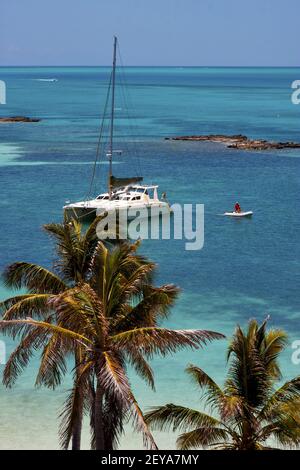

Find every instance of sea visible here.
[0,66,300,449]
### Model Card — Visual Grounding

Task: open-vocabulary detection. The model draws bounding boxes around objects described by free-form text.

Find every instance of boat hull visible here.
[64,201,171,224]
[64,205,97,221]
[224,211,253,218]
[96,202,171,220]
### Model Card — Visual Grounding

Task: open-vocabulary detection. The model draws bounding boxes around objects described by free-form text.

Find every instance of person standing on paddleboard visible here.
[234,202,241,213]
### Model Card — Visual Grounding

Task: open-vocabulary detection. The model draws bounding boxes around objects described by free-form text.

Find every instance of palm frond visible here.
[59,361,93,449]
[88,241,107,299]
[44,220,85,282]
[262,329,288,379]
[267,413,300,449]
[2,262,67,293]
[186,364,223,405]
[108,264,156,314]
[126,349,155,390]
[82,216,106,272]
[0,318,92,346]
[35,334,68,388]
[89,240,156,303]
[49,284,109,341]
[111,327,224,358]
[1,294,53,320]
[2,324,51,387]
[185,364,244,420]
[83,216,103,249]
[145,404,221,433]
[109,240,155,283]
[130,399,158,450]
[260,377,300,420]
[103,395,126,450]
[226,324,270,407]
[96,350,157,450]
[98,351,132,406]
[177,426,229,450]
[112,285,180,332]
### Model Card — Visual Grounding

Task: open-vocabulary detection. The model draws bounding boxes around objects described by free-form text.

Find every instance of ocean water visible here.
[0,66,300,449]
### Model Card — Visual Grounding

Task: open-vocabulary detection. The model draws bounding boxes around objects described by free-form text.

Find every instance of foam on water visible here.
[0,143,24,165]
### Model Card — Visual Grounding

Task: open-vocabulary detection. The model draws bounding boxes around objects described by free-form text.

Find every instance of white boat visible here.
[36,78,58,82]
[65,184,171,220]
[64,36,170,220]
[224,211,253,218]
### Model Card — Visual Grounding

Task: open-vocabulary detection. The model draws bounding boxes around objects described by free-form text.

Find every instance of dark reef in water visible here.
[165,134,300,150]
[0,116,40,123]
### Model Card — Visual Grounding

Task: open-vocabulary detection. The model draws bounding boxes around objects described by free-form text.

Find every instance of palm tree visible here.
[0,216,103,450]
[145,319,300,450]
[0,217,156,449]
[1,222,224,449]
[0,281,223,450]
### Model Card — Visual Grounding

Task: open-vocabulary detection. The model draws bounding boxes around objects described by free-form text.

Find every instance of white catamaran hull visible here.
[64,200,171,221]
[96,202,171,219]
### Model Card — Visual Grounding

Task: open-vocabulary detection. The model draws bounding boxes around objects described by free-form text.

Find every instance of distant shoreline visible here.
[165,134,300,151]
[0,116,40,123]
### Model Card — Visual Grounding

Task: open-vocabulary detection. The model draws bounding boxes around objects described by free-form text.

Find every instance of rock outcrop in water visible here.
[165,134,300,150]
[0,116,40,123]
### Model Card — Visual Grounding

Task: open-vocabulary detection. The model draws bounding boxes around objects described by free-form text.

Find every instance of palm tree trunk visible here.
[95,378,105,450]
[72,407,82,450]
[72,350,83,450]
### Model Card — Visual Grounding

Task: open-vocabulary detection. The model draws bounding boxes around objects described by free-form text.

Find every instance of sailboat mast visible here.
[108,36,117,198]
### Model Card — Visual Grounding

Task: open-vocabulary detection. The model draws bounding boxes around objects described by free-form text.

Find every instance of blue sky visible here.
[0,0,299,66]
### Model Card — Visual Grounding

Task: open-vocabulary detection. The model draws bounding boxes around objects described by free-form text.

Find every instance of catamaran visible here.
[63,36,170,220]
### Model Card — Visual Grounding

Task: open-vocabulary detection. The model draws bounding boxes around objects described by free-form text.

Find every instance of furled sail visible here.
[110,175,143,189]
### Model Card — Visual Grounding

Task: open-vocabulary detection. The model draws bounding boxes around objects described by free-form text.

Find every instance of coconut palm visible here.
[0,217,158,449]
[57,239,181,450]
[0,281,223,450]
[145,319,300,450]
[0,216,106,449]
[1,222,224,449]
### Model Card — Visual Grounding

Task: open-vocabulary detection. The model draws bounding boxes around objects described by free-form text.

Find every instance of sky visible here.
[0,0,299,66]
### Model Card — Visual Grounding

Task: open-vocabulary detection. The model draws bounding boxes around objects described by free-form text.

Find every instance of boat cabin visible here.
[95,185,159,203]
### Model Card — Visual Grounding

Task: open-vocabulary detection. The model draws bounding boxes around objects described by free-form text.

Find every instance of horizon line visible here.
[0,65,299,68]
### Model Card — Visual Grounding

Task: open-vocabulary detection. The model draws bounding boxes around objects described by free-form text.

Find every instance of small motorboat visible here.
[35,78,58,82]
[224,211,253,218]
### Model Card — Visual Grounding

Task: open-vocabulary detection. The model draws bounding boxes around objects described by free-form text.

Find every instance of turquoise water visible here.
[0,67,300,449]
